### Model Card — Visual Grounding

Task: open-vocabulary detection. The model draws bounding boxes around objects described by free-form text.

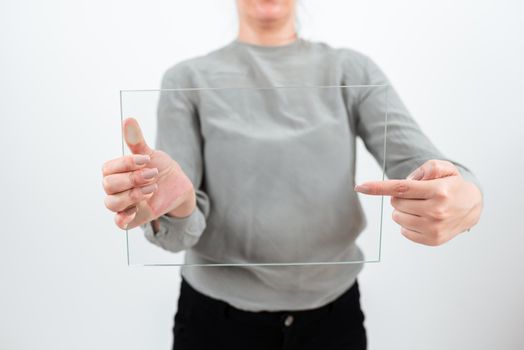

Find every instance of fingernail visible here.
[123,206,138,215]
[142,168,158,180]
[140,183,157,194]
[125,123,140,145]
[134,154,150,165]
[407,168,424,180]
[122,207,137,229]
[354,184,370,192]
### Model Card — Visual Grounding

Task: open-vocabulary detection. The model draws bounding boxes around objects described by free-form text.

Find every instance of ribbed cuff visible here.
[141,208,206,253]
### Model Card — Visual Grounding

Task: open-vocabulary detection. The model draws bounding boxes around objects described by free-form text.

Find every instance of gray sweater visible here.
[141,38,479,311]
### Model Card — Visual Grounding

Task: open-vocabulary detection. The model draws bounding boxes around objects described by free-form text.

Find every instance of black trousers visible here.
[173,278,367,350]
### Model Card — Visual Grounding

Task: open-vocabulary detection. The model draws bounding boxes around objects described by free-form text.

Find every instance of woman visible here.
[102,1,483,349]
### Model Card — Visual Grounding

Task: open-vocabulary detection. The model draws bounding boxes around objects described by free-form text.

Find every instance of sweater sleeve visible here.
[140,65,210,253]
[347,53,482,191]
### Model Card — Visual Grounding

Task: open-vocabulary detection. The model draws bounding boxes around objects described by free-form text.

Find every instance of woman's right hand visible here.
[102,118,196,229]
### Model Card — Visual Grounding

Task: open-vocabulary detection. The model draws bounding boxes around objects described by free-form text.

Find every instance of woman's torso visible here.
[162,39,372,311]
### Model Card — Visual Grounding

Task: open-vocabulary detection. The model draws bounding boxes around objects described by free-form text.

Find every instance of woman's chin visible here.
[252,3,291,22]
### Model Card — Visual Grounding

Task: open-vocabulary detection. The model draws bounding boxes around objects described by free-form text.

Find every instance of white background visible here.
[1,0,523,349]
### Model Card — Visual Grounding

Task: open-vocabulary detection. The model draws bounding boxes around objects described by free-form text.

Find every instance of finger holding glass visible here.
[101,118,196,229]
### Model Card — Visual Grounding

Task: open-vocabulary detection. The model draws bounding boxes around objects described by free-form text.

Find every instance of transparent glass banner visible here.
[120,85,388,266]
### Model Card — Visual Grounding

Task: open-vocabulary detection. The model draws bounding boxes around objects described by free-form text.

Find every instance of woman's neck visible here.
[237,18,297,46]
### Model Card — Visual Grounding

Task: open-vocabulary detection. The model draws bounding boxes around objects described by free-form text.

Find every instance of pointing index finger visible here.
[354,180,433,199]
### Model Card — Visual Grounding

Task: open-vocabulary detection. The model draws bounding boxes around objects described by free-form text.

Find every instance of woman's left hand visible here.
[355,160,483,246]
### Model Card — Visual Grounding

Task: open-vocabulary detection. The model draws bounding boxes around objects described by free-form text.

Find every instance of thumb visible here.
[123,117,153,155]
[406,160,460,181]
